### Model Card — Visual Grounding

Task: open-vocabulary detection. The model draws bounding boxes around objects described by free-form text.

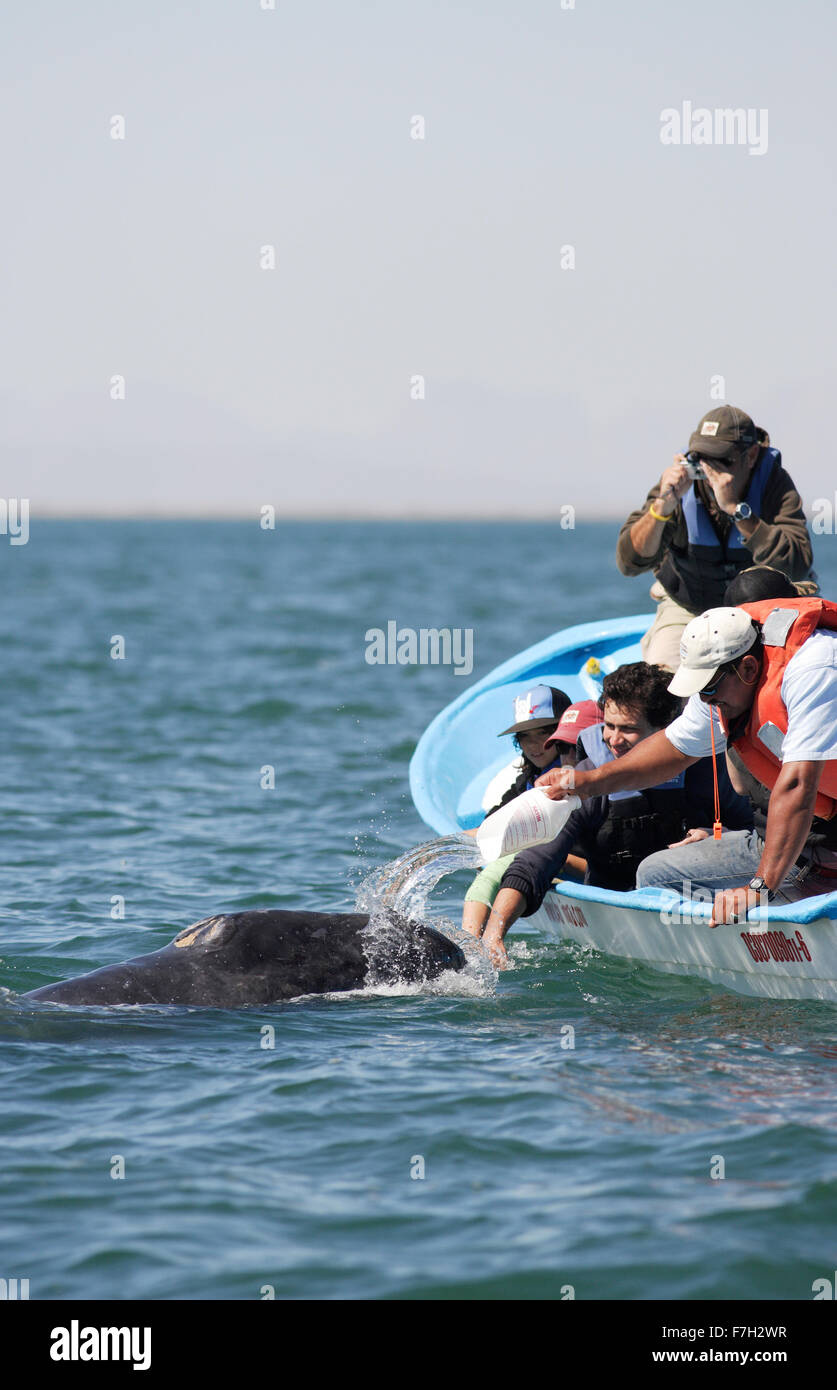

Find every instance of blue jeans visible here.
[636,830,806,899]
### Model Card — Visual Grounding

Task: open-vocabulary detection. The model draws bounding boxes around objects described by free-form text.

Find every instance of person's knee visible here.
[636,850,680,888]
[642,626,686,672]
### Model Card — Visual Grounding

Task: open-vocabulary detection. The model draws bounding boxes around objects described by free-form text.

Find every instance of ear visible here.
[738,652,761,684]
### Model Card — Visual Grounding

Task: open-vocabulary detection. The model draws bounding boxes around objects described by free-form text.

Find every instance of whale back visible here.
[24,909,465,1008]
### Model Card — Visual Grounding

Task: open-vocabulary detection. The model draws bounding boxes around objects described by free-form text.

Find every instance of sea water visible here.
[1,520,835,1300]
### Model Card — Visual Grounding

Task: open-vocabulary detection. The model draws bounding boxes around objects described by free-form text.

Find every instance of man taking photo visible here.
[616,406,815,669]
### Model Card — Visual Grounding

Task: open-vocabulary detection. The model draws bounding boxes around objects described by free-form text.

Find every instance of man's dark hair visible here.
[723,566,798,606]
[599,662,682,729]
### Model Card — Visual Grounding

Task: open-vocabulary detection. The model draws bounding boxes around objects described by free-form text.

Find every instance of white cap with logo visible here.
[498,685,567,736]
[667,607,759,697]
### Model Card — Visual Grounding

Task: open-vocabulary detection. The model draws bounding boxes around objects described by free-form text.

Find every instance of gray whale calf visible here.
[24,909,465,1007]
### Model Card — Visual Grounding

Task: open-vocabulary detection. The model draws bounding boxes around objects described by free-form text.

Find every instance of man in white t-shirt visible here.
[535,603,837,926]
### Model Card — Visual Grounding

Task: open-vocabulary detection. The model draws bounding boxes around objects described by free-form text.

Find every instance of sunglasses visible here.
[700,663,736,698]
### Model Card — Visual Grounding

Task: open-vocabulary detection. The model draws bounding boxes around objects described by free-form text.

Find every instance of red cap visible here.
[546,700,601,745]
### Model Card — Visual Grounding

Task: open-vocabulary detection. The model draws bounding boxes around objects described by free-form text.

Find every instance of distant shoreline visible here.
[22,513,626,523]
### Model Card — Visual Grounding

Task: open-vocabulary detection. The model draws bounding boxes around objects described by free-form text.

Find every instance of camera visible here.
[683,451,703,480]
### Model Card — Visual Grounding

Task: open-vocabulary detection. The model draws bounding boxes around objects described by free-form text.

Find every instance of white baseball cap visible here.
[667,607,759,697]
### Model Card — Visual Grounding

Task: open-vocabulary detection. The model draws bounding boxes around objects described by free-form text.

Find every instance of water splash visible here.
[354,834,480,919]
[354,836,494,995]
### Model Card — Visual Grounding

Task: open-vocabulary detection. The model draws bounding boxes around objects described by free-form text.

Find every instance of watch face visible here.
[736,502,752,520]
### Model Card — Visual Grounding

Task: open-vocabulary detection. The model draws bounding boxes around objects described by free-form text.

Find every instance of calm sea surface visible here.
[1,520,835,1300]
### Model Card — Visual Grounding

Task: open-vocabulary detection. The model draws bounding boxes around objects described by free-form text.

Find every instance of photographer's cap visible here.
[688,405,756,460]
[667,607,759,697]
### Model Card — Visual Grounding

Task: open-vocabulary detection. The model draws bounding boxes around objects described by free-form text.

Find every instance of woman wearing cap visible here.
[461,689,596,937]
[616,406,815,671]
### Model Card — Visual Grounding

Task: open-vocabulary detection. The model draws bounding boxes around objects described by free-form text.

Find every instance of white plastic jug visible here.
[476,788,582,863]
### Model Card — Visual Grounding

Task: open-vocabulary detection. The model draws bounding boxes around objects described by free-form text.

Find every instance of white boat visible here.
[409,615,837,1002]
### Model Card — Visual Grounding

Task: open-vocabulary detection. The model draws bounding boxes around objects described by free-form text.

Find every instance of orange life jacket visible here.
[721,597,837,821]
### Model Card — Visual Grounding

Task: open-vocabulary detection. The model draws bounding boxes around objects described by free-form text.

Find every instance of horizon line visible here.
[22,510,627,523]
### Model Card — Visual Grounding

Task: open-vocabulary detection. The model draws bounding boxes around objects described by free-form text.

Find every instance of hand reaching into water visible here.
[481,925,509,968]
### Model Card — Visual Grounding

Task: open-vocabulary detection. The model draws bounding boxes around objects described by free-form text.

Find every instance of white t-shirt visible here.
[666,632,837,763]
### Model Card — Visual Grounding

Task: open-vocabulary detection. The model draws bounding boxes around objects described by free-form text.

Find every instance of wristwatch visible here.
[748,875,775,902]
[733,501,753,522]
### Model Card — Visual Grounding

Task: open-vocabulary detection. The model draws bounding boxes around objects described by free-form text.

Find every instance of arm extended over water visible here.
[709,759,824,927]
[536,730,699,800]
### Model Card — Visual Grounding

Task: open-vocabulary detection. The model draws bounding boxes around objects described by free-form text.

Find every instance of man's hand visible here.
[657,456,694,513]
[667,827,711,849]
[481,924,509,968]
[709,885,758,928]
[701,453,752,515]
[480,888,526,967]
[535,766,582,800]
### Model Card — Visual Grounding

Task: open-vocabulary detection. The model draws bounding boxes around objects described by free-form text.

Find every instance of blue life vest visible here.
[681,448,776,549]
[656,447,784,612]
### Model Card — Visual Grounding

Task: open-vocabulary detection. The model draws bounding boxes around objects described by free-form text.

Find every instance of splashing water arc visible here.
[354,835,493,997]
[354,835,481,920]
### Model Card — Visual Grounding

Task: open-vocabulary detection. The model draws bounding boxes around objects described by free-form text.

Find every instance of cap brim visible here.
[498,719,560,737]
[667,666,715,697]
[547,722,599,744]
[687,437,739,460]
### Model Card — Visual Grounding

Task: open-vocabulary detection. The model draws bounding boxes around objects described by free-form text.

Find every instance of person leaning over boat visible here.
[477,663,752,965]
[616,406,814,671]
[461,686,574,937]
[534,599,837,932]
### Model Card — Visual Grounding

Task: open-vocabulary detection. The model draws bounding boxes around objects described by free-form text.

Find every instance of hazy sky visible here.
[3,0,836,517]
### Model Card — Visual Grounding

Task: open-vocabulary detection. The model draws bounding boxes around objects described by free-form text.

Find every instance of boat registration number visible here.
[741,928,812,965]
[558,903,589,929]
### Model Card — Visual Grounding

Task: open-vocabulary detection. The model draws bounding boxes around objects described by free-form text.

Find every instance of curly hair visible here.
[599,662,682,729]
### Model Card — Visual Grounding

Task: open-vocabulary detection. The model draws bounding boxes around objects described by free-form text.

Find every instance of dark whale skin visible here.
[23,909,466,1008]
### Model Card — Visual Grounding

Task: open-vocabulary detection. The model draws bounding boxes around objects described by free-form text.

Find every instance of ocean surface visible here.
[1,519,836,1302]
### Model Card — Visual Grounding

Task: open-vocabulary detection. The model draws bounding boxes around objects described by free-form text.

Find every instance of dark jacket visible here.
[500,755,754,915]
